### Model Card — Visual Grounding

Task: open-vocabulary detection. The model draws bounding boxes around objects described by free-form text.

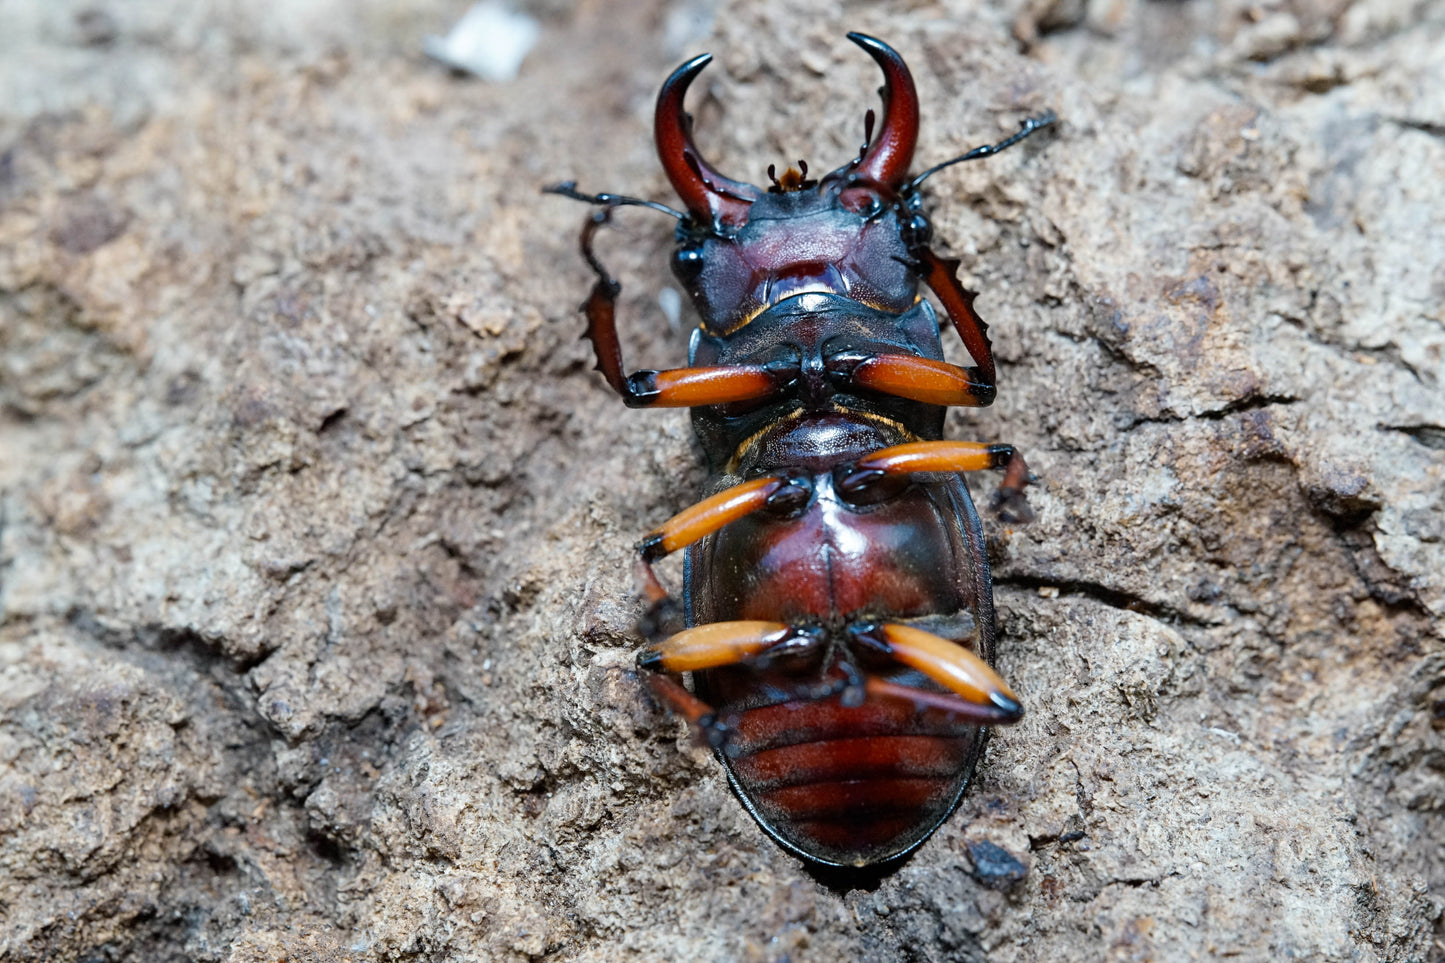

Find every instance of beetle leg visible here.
[621,365,798,409]
[863,678,1019,725]
[633,473,814,638]
[574,208,795,408]
[835,439,1036,522]
[638,624,829,749]
[644,674,733,749]
[638,475,804,562]
[850,623,1023,724]
[830,352,994,407]
[887,610,978,645]
[913,247,998,387]
[638,621,798,672]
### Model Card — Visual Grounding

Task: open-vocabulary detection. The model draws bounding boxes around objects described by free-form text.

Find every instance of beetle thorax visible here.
[674,189,919,335]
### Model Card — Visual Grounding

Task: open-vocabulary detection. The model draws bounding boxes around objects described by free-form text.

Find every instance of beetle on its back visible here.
[550,34,1054,867]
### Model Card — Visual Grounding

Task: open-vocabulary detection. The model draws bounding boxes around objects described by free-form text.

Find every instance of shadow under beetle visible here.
[550,33,1054,868]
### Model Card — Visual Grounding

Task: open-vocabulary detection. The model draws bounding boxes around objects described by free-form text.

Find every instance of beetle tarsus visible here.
[991,485,1036,525]
[637,595,683,643]
[992,447,1037,523]
[697,713,734,750]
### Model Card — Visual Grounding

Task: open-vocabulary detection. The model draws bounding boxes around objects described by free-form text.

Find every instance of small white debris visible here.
[1205,726,1242,744]
[658,287,683,335]
[1037,585,1060,598]
[424,2,539,83]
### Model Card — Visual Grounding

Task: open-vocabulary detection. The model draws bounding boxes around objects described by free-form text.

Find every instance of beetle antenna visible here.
[905,110,1057,193]
[544,181,686,221]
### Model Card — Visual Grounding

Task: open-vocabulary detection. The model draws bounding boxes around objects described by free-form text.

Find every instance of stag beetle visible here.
[549,34,1053,868]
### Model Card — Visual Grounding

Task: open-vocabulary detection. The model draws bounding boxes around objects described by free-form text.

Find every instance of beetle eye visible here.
[672,246,705,284]
[901,213,932,248]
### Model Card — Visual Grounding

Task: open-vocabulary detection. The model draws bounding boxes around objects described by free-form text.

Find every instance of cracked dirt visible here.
[1,0,1443,960]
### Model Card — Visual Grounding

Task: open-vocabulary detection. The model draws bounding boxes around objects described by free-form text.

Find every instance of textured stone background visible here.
[2,0,1443,960]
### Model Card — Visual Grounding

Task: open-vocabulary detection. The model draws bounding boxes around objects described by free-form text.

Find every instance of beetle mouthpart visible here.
[843,33,919,190]
[767,160,817,193]
[655,53,762,229]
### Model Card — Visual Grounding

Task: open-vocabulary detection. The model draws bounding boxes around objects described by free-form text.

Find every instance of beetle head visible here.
[657,34,927,335]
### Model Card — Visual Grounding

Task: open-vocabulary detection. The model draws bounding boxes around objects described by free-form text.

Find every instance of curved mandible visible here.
[845,33,919,189]
[654,54,762,230]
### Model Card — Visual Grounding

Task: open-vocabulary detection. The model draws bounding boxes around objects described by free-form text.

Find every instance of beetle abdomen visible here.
[705,672,985,866]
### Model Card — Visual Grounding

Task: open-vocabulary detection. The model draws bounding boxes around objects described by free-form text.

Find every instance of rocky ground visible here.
[1,0,1443,960]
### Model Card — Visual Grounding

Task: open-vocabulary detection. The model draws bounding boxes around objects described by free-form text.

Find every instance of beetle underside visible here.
[551,32,1053,867]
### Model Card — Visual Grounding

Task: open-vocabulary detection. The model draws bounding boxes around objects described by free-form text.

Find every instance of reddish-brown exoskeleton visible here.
[550,34,1054,867]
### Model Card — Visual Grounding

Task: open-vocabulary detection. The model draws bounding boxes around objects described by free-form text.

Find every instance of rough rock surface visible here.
[2,0,1443,960]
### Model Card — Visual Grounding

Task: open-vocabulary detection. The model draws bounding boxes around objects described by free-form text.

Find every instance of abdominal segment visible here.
[698,664,985,867]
